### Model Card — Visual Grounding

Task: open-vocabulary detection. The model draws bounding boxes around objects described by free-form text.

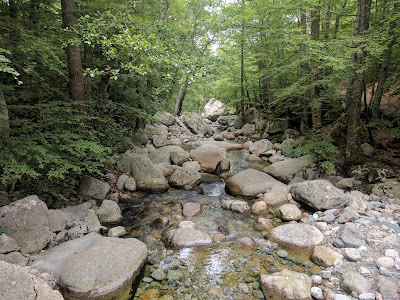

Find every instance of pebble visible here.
[277,249,288,258]
[320,270,331,279]
[311,275,323,285]
[253,290,264,299]
[151,269,167,281]
[376,256,395,269]
[359,292,375,300]
[142,277,153,283]
[395,257,400,270]
[378,267,389,276]
[359,266,372,275]
[334,294,351,300]
[238,283,249,294]
[384,249,399,258]
[311,286,323,300]
[344,248,361,262]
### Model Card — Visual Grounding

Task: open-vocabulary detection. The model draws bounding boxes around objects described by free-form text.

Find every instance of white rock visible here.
[311,286,323,300]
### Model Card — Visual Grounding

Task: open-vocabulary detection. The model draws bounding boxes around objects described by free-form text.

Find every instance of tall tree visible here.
[311,5,322,129]
[61,0,85,105]
[0,89,9,138]
[345,0,371,163]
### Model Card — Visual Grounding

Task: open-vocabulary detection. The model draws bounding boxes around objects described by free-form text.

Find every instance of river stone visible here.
[78,175,110,200]
[144,124,168,137]
[372,181,400,199]
[148,145,185,165]
[340,272,372,295]
[278,204,302,221]
[48,209,67,232]
[376,257,395,269]
[154,111,175,126]
[182,202,201,218]
[261,269,312,300]
[151,269,167,281]
[343,248,361,262]
[263,156,310,183]
[0,234,18,254]
[337,207,359,224]
[182,160,201,171]
[204,98,225,120]
[290,180,349,210]
[152,134,169,148]
[361,143,375,157]
[265,119,289,134]
[252,201,268,214]
[249,139,273,156]
[0,251,29,266]
[333,223,365,248]
[226,169,287,197]
[311,246,343,267]
[377,275,398,295]
[129,154,169,192]
[169,167,201,188]
[183,112,213,136]
[97,200,123,223]
[108,226,128,237]
[68,224,88,240]
[32,233,147,299]
[0,261,64,300]
[179,221,197,229]
[170,150,191,166]
[335,178,355,189]
[166,228,212,248]
[61,202,92,225]
[0,195,50,255]
[124,177,136,192]
[84,209,104,233]
[116,174,129,191]
[190,146,226,173]
[222,200,250,214]
[263,185,291,206]
[271,223,323,257]
[194,140,243,151]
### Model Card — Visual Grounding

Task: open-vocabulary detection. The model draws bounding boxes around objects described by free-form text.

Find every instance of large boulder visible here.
[204,98,225,121]
[241,123,256,136]
[190,145,226,173]
[290,180,349,210]
[194,140,243,151]
[217,115,236,125]
[263,156,310,183]
[333,223,365,248]
[372,181,400,199]
[169,167,201,188]
[127,154,169,192]
[154,111,175,126]
[148,145,185,165]
[0,195,50,254]
[261,269,312,300]
[264,119,289,134]
[183,113,213,136]
[32,233,147,300]
[226,169,288,197]
[144,124,168,137]
[78,176,110,200]
[97,200,123,223]
[271,223,323,257]
[249,139,273,156]
[166,228,212,248]
[0,261,64,300]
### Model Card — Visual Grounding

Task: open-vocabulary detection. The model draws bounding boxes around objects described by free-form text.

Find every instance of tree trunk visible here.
[0,89,9,138]
[333,0,348,39]
[240,21,245,119]
[158,0,169,39]
[345,0,371,164]
[61,0,86,107]
[300,11,309,134]
[370,2,398,120]
[98,72,110,116]
[174,84,187,116]
[311,6,322,130]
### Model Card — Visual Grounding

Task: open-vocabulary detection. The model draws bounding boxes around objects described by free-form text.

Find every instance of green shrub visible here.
[0,226,6,235]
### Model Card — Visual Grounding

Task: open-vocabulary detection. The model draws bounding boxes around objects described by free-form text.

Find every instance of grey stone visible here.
[377,275,398,295]
[151,269,167,281]
[249,139,273,156]
[358,293,375,300]
[222,200,250,214]
[84,209,104,233]
[0,251,29,266]
[239,283,249,294]
[68,224,87,240]
[170,150,191,166]
[336,178,355,189]
[261,269,312,300]
[0,195,50,254]
[226,168,288,197]
[341,272,372,295]
[334,295,351,300]
[311,287,323,300]
[0,260,63,300]
[116,174,129,191]
[61,202,92,225]
[264,156,311,183]
[124,177,136,192]
[265,119,288,134]
[78,175,110,200]
[334,223,365,248]
[152,134,169,148]
[167,270,183,282]
[0,234,18,254]
[278,204,302,221]
[190,146,226,173]
[154,111,175,126]
[169,167,201,188]
[290,180,349,210]
[241,123,256,136]
[344,248,362,262]
[166,228,212,248]
[32,233,147,300]
[107,226,127,237]
[372,181,400,199]
[337,207,360,224]
[97,200,123,223]
[48,209,67,232]
[361,143,375,156]
[183,113,213,136]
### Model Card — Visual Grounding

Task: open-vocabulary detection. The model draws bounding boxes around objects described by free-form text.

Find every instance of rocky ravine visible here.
[0,110,399,300]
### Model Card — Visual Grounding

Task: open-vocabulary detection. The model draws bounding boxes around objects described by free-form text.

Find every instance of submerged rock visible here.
[166,228,212,248]
[32,233,147,300]
[261,269,312,300]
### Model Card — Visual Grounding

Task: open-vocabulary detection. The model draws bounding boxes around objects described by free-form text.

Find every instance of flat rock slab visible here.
[261,269,312,300]
[182,202,202,218]
[271,223,323,258]
[0,261,63,300]
[32,233,147,300]
[0,195,50,254]
[166,228,212,248]
[148,145,184,165]
[78,176,111,200]
[263,156,310,183]
[333,223,365,248]
[341,272,372,295]
[290,179,349,210]
[226,168,288,197]
[194,141,243,151]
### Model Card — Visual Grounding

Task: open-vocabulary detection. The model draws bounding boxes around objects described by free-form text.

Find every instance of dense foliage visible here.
[0,0,399,199]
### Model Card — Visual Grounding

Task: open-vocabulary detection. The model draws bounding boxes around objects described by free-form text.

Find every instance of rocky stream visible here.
[0,107,399,300]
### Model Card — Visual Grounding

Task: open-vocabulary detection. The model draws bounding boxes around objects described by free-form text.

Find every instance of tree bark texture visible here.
[0,89,9,138]
[311,7,322,130]
[300,11,309,134]
[240,21,245,118]
[345,0,371,164]
[61,0,86,105]
[174,84,187,116]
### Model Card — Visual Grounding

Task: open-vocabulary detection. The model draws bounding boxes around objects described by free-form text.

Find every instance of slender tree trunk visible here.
[333,0,348,39]
[157,0,169,40]
[345,0,371,164]
[61,0,86,107]
[300,11,309,134]
[98,72,110,116]
[370,2,398,120]
[174,84,187,116]
[240,21,245,119]
[311,6,322,129]
[0,89,9,138]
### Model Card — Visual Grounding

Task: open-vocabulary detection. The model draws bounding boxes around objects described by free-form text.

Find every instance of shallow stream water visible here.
[124,146,321,300]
